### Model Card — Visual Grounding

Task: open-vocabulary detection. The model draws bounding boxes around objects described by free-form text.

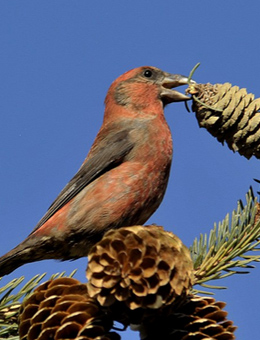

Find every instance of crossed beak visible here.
[160,73,196,104]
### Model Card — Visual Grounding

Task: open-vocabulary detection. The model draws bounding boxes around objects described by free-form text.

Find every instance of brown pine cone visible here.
[86,225,194,310]
[139,294,236,340]
[187,82,260,159]
[19,277,117,340]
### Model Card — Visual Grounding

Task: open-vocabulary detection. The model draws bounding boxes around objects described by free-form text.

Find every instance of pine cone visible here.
[139,294,236,340]
[86,225,194,310]
[19,277,117,340]
[187,82,260,159]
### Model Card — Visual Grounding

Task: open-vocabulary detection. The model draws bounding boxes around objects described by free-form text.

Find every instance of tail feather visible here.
[0,238,48,276]
[0,247,31,276]
[0,229,95,276]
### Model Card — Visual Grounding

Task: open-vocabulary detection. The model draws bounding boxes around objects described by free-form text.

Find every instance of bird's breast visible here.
[66,118,173,230]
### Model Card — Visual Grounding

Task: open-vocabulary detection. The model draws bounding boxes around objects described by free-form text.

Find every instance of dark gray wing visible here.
[30,129,134,234]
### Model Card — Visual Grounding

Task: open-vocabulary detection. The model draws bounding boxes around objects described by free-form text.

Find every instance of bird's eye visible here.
[143,69,153,78]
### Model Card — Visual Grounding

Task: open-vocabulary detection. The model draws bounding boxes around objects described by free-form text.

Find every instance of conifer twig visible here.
[191,188,260,293]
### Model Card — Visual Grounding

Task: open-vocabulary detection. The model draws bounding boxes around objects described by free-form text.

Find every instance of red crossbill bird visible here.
[0,66,192,276]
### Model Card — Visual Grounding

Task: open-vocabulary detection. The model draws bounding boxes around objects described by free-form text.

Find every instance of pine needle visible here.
[191,188,260,294]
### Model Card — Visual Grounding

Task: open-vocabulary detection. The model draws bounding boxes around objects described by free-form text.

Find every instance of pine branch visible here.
[1,187,259,338]
[191,187,260,293]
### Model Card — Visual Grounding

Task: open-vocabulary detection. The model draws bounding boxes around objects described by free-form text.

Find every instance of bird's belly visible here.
[67,160,170,232]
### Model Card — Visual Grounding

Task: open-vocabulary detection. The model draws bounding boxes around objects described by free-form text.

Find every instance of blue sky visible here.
[0,1,259,338]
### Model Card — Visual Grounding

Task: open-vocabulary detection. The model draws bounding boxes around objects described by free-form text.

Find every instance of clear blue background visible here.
[0,1,259,338]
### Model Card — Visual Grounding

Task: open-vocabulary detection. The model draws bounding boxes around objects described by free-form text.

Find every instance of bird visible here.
[0,66,192,276]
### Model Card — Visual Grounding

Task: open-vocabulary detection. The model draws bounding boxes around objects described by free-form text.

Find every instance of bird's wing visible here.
[31,129,134,233]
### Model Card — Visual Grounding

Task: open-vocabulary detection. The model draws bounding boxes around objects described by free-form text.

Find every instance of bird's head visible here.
[105,66,193,114]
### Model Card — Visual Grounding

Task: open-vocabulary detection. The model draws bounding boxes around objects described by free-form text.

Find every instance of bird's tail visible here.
[0,245,33,276]
[0,239,44,277]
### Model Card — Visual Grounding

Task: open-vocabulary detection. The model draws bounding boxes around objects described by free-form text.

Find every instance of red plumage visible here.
[0,66,191,276]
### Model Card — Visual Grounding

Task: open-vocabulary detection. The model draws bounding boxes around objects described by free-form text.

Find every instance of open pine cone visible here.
[187,82,260,159]
[138,294,236,340]
[86,225,194,310]
[19,277,118,340]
